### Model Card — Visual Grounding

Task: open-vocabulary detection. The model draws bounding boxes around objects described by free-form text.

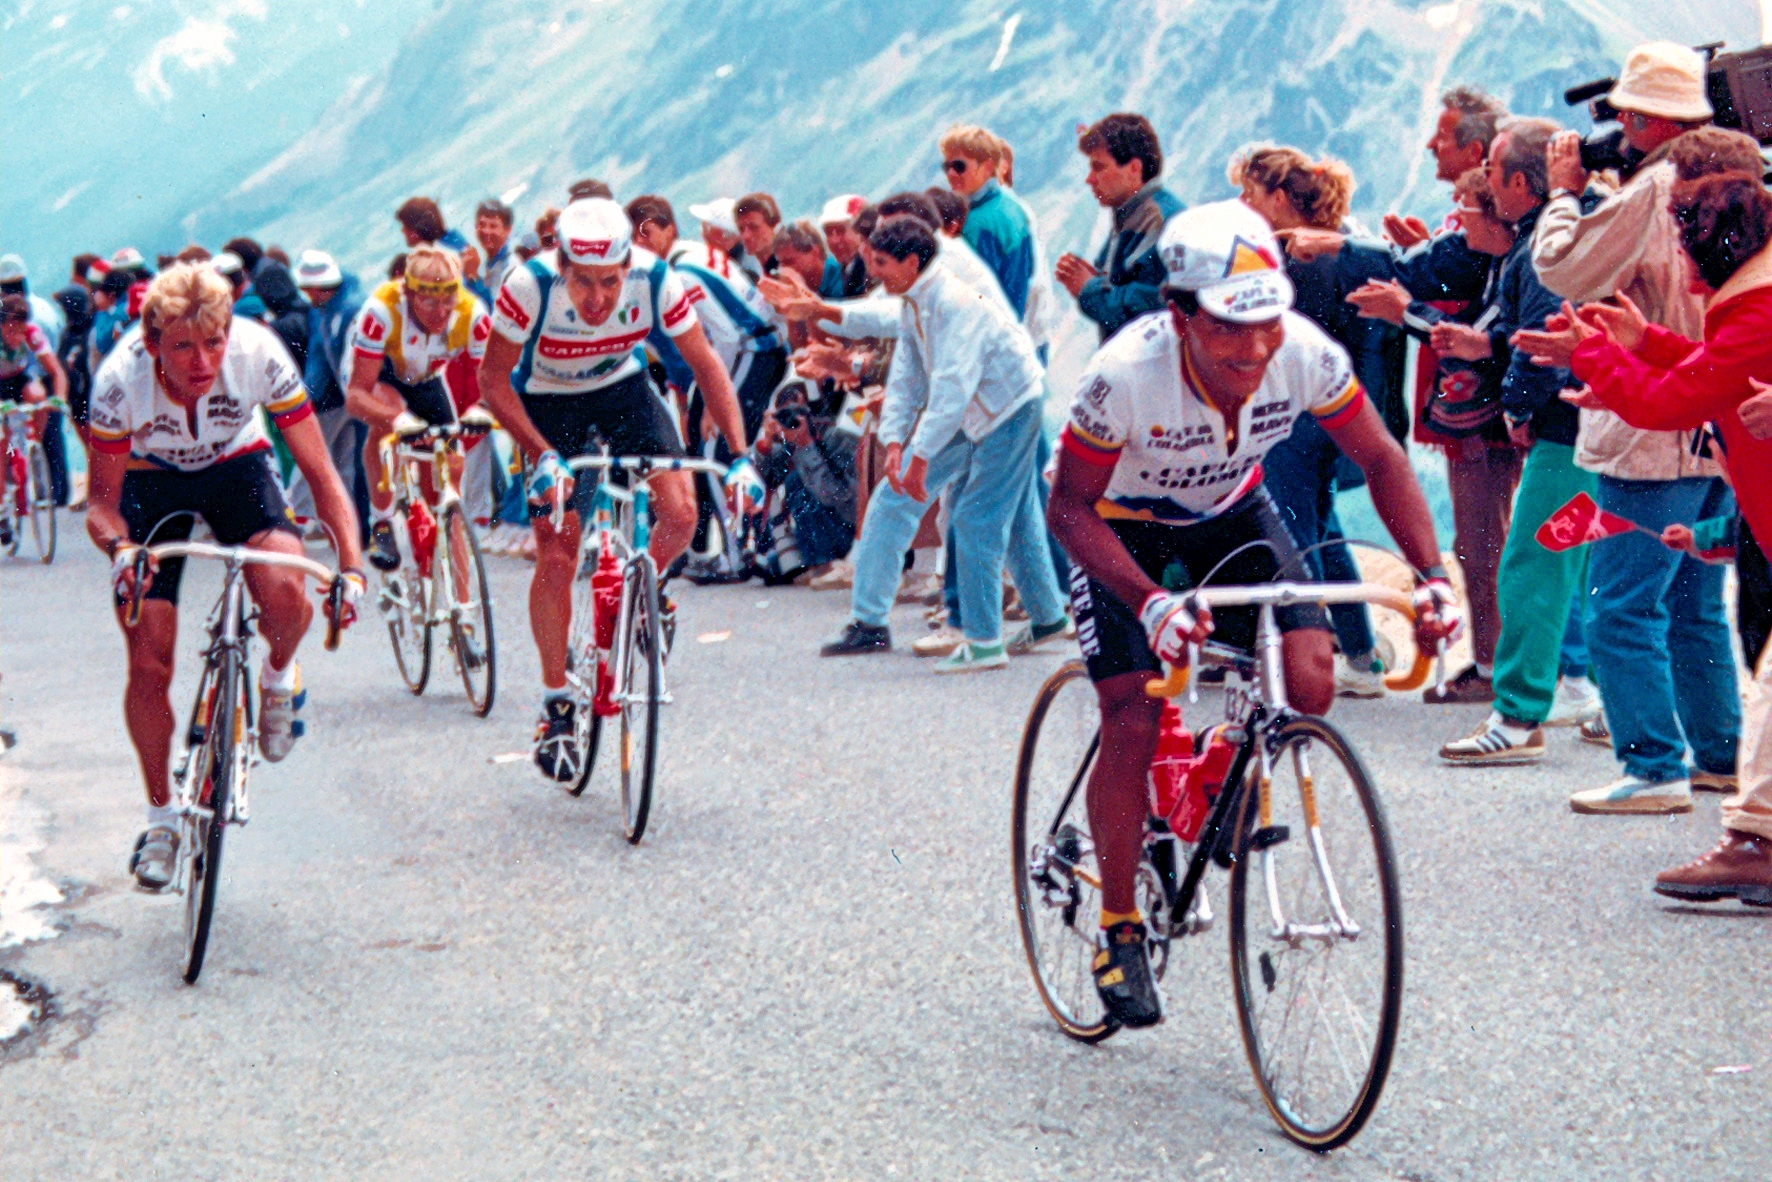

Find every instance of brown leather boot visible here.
[1653,830,1772,906]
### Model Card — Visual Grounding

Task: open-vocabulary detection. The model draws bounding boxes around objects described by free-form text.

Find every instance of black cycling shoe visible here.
[368,520,401,572]
[1094,920,1165,1028]
[820,620,891,657]
[532,697,580,783]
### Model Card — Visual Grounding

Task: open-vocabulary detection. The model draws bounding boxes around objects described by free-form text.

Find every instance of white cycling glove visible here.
[724,456,765,512]
[1139,590,1205,664]
[1412,575,1464,645]
[526,450,574,512]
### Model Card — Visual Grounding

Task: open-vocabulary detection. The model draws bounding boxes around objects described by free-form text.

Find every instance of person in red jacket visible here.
[1518,171,1772,903]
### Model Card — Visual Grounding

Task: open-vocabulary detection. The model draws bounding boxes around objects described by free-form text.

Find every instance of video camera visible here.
[1565,41,1772,174]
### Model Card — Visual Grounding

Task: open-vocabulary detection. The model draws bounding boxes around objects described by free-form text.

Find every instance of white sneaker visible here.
[258,664,306,763]
[1335,653,1386,699]
[912,625,964,658]
[1545,677,1602,727]
[808,559,854,591]
[1438,711,1545,765]
[1568,776,1693,815]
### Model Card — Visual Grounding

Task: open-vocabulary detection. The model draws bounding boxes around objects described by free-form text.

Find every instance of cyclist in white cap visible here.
[477,197,758,782]
[1046,200,1460,1028]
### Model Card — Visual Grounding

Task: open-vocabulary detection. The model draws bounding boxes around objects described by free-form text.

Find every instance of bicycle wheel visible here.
[379,515,431,694]
[441,505,496,716]
[25,441,54,564]
[565,552,602,797]
[1229,715,1403,1151]
[1012,659,1118,1043]
[618,557,661,843]
[183,653,238,984]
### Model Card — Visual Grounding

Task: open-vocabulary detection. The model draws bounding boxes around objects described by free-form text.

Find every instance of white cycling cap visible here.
[818,194,866,226]
[1158,200,1294,324]
[556,198,633,266]
[687,197,740,236]
[213,251,245,278]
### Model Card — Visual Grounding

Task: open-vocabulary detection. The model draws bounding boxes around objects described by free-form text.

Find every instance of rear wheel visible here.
[441,505,496,716]
[380,513,431,694]
[1012,660,1118,1043]
[1229,715,1403,1151]
[25,440,53,564]
[619,557,661,844]
[183,655,237,984]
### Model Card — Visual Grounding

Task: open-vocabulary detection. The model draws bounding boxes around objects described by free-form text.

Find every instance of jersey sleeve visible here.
[1302,334,1366,431]
[656,267,701,339]
[86,358,134,456]
[466,299,492,363]
[350,299,393,367]
[25,324,50,358]
[1060,362,1130,467]
[247,325,313,428]
[490,265,542,344]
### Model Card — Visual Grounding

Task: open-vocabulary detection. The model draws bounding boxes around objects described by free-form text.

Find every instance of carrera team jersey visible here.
[1061,310,1366,524]
[349,280,490,386]
[489,247,699,396]
[88,318,313,472]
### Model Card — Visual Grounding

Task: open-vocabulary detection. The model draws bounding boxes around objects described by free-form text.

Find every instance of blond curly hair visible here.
[140,263,235,346]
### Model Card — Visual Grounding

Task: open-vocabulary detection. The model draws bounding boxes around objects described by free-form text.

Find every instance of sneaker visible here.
[1094,921,1164,1028]
[258,665,306,763]
[1335,652,1386,699]
[1545,678,1602,727]
[1423,664,1492,705]
[533,697,580,783]
[1007,617,1075,656]
[1438,712,1545,765]
[934,639,1008,674]
[1653,829,1772,905]
[368,519,401,572]
[0,518,12,548]
[896,574,938,605]
[820,620,891,657]
[807,560,854,592]
[1690,768,1739,794]
[130,824,179,891]
[1579,713,1611,747]
[1568,775,1693,815]
[912,625,964,658]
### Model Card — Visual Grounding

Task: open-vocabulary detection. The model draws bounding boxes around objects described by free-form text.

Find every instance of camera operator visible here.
[751,384,858,579]
[1531,41,1740,812]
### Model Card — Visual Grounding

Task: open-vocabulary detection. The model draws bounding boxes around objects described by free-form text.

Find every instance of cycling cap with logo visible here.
[295,249,343,289]
[557,198,634,266]
[687,197,740,236]
[818,194,866,226]
[1158,200,1294,324]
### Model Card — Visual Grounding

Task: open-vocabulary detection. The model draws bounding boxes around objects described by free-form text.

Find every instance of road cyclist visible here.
[1,292,68,552]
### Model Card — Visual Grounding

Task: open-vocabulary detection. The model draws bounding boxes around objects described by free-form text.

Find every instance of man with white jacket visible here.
[819,215,1069,671]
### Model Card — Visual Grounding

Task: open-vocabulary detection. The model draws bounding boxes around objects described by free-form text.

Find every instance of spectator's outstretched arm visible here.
[1337,235,1487,304]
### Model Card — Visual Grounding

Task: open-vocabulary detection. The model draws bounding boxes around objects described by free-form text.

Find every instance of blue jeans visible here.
[1560,588,1590,679]
[1262,414,1377,658]
[850,401,1066,644]
[1587,476,1739,782]
[784,469,853,567]
[942,429,1072,631]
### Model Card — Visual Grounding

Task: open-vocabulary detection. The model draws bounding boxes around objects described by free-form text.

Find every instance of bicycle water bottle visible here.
[1148,700,1194,820]
[1171,725,1239,842]
[591,542,621,650]
[408,498,438,577]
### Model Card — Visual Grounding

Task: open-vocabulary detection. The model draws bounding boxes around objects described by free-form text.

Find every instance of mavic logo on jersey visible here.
[1225,237,1280,276]
[494,290,530,330]
[569,237,614,260]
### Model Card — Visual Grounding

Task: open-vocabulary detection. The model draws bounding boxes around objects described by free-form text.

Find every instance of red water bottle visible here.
[1171,725,1238,842]
[1148,701,1194,820]
[591,542,621,650]
[408,499,437,577]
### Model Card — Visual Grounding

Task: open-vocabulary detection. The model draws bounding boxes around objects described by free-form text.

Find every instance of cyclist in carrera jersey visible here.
[1,294,69,546]
[84,264,366,890]
[1046,201,1461,1028]
[343,245,491,571]
[475,197,761,781]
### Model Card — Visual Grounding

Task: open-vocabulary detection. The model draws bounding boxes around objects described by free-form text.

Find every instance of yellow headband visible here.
[406,276,459,298]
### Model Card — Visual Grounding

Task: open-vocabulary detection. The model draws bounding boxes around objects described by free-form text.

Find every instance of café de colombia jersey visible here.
[1061,309,1366,523]
[489,247,700,396]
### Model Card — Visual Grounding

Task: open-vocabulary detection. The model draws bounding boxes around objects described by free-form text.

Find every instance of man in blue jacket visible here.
[1055,113,1184,341]
[291,250,368,535]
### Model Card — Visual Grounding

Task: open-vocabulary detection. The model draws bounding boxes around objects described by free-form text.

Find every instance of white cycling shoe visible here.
[258,663,306,763]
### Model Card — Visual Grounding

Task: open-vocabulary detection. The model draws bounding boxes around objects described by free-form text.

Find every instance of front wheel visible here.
[380,513,431,694]
[25,441,54,563]
[441,505,496,716]
[1229,715,1403,1151]
[618,557,661,843]
[183,655,238,984]
[1011,660,1118,1043]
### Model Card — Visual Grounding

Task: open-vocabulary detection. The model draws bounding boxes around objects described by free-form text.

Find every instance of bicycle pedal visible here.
[1251,825,1290,851]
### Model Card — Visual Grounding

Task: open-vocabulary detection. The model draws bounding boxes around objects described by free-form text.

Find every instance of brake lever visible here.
[125,549,151,628]
[1434,638,1448,695]
[1187,641,1201,705]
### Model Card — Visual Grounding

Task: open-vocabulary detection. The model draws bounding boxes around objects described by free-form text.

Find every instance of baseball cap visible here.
[1608,41,1713,123]
[1157,200,1293,324]
[110,246,147,271]
[818,194,866,226]
[214,251,245,278]
[687,197,740,236]
[295,249,343,289]
[556,198,634,266]
[0,254,27,284]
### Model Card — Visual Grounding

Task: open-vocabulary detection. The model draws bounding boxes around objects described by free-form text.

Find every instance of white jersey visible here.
[1061,310,1364,524]
[666,242,783,371]
[88,318,312,472]
[489,248,698,396]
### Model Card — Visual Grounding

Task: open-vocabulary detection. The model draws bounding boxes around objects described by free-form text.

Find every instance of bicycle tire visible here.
[381,513,431,694]
[1228,714,1403,1151]
[1011,659,1119,1044]
[566,554,602,797]
[183,651,237,984]
[2,463,18,556]
[619,557,661,844]
[442,505,496,716]
[25,441,54,564]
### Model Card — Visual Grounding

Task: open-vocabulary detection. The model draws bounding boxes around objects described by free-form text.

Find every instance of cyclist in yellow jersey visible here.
[344,245,491,570]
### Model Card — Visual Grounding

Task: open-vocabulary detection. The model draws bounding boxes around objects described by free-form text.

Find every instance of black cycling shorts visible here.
[1,372,32,403]
[119,451,298,606]
[1071,487,1331,684]
[520,369,685,521]
[378,359,457,427]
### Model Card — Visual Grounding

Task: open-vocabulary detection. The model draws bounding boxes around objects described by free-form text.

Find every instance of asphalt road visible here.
[3,526,1768,1181]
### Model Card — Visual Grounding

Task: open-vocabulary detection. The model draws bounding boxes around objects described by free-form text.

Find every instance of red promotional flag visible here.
[1535,492,1642,552]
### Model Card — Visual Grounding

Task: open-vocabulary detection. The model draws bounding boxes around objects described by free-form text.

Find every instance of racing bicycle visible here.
[375,408,498,716]
[549,452,728,843]
[122,539,347,983]
[1012,577,1437,1150]
[0,395,65,563]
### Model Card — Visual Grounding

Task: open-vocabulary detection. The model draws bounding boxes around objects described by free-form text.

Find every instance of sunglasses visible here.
[942,159,970,176]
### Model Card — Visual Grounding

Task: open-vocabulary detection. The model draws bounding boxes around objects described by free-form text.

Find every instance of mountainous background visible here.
[2,0,1766,529]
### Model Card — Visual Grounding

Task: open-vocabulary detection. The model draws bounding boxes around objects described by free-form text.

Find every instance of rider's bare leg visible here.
[1088,671,1165,917]
[242,528,315,674]
[119,600,178,808]
[530,511,580,691]
[648,470,696,573]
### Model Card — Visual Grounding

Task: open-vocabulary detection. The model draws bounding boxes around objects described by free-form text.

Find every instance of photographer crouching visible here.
[749,380,859,582]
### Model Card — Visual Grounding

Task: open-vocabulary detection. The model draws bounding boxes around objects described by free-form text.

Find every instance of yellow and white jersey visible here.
[349,280,489,386]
